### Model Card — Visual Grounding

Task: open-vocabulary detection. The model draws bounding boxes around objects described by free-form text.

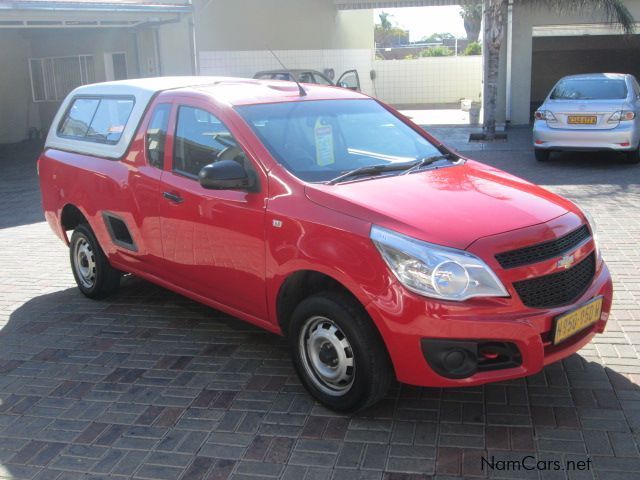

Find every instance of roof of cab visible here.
[45,76,368,160]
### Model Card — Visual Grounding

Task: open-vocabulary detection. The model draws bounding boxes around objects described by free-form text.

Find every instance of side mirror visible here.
[199,160,254,191]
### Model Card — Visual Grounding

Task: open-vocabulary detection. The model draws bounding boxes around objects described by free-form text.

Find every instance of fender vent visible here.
[103,212,136,251]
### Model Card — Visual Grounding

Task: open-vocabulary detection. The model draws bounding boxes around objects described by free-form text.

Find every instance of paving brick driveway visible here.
[0,129,639,480]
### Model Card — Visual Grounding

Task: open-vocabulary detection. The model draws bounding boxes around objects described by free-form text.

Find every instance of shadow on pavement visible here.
[0,278,638,478]
[0,141,45,229]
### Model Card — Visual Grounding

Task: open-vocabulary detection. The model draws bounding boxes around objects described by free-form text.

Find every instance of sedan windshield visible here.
[550,78,627,100]
[236,99,448,183]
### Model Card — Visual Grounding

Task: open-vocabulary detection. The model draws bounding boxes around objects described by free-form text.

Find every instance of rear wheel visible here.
[535,149,550,162]
[624,148,640,164]
[70,224,121,299]
[288,291,394,412]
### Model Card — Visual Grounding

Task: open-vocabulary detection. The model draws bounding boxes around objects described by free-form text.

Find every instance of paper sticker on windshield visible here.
[314,118,335,166]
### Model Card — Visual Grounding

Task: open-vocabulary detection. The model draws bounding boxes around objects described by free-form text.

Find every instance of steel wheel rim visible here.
[299,316,355,396]
[74,238,96,289]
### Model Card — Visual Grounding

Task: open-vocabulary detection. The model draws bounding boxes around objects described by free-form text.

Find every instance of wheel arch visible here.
[59,203,90,244]
[275,269,374,336]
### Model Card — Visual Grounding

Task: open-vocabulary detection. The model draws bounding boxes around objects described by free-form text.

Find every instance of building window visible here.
[105,52,128,81]
[29,55,95,103]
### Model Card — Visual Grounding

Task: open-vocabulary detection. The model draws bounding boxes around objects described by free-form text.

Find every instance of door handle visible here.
[163,191,184,204]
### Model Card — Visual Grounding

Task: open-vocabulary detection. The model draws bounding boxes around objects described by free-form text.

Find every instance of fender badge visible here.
[272,219,283,228]
[557,254,575,269]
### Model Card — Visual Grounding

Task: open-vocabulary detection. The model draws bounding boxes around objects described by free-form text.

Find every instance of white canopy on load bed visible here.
[45,76,231,159]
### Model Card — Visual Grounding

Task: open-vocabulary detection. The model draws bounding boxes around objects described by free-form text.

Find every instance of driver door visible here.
[336,70,361,92]
[158,98,269,320]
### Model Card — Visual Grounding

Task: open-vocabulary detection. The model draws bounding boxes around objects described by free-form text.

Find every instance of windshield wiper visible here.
[327,162,415,185]
[401,154,454,175]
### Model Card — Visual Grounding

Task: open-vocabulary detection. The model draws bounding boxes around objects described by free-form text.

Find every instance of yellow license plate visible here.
[553,297,603,345]
[567,115,597,125]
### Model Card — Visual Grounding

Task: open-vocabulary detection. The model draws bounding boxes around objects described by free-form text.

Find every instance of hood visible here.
[305,160,576,250]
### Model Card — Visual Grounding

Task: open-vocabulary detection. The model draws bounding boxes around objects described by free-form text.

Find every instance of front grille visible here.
[513,252,596,308]
[495,225,591,269]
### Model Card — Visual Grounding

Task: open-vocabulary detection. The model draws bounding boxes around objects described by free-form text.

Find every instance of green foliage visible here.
[463,42,482,56]
[421,32,455,43]
[420,46,453,57]
[375,25,410,48]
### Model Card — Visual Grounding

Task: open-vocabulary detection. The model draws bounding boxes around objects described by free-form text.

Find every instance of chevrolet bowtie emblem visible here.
[557,254,575,269]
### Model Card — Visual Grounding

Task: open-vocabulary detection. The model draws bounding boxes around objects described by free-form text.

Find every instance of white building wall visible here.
[371,56,482,105]
[0,30,39,144]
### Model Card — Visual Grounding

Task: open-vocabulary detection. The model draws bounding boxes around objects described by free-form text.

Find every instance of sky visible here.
[374,6,467,42]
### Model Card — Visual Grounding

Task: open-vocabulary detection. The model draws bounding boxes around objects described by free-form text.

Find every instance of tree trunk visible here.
[482,0,506,139]
[464,17,481,43]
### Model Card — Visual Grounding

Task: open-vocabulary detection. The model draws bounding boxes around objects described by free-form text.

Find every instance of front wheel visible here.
[69,224,121,299]
[288,292,394,412]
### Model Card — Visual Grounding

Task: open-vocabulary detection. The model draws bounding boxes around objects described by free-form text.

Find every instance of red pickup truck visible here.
[38,77,613,412]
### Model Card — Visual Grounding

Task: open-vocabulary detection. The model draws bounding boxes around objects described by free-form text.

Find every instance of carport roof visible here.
[0,0,191,13]
[334,0,478,9]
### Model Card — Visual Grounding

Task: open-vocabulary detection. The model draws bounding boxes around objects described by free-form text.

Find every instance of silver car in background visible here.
[533,73,640,164]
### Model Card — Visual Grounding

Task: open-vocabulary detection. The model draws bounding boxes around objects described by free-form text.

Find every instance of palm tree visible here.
[378,11,393,31]
[482,0,635,139]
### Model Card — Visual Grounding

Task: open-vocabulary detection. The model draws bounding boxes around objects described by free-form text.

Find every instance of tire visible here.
[535,149,550,162]
[288,291,394,412]
[69,224,121,299]
[624,148,640,164]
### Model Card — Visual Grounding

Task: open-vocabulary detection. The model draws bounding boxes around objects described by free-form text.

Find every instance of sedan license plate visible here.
[553,296,603,345]
[567,115,597,125]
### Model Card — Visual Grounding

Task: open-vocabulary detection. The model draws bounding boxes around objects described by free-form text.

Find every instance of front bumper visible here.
[365,260,613,388]
[533,120,638,151]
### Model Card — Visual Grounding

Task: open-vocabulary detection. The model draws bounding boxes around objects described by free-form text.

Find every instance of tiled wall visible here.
[199,49,482,107]
[371,56,483,105]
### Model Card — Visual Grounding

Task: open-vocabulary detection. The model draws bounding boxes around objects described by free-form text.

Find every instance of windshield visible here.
[236,99,445,182]
[550,78,628,100]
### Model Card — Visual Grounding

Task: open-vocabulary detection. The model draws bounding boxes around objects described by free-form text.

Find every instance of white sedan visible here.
[533,73,640,164]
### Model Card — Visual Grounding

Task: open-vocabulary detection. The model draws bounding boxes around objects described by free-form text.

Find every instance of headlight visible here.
[370,225,509,301]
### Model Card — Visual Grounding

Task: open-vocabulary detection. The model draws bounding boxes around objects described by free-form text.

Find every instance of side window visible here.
[59,98,100,138]
[632,78,640,98]
[173,106,246,178]
[298,72,314,83]
[313,73,333,86]
[146,104,171,169]
[58,97,134,144]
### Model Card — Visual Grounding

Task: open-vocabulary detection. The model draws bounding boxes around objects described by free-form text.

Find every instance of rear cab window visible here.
[58,96,135,144]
